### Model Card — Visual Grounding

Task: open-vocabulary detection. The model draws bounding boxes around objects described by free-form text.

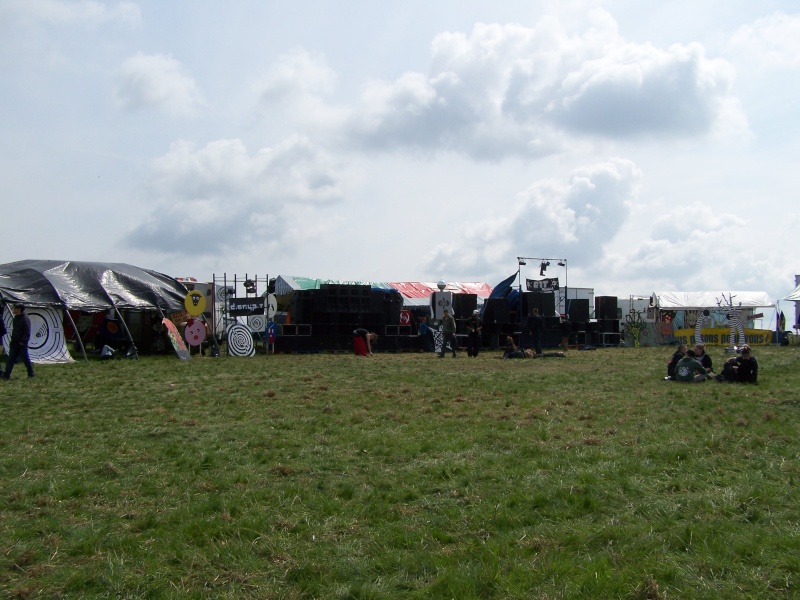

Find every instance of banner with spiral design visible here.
[2,308,74,364]
[247,314,266,333]
[227,323,255,357]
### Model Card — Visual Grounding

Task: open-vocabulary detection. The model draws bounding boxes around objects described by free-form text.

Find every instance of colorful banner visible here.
[672,328,773,346]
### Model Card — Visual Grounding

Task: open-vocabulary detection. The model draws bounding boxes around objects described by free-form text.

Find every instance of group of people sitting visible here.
[666,342,758,383]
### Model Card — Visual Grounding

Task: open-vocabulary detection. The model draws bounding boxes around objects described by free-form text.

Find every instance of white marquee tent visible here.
[783,284,800,303]
[650,291,775,310]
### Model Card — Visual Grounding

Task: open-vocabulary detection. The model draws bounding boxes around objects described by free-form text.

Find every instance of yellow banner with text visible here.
[672,328,773,346]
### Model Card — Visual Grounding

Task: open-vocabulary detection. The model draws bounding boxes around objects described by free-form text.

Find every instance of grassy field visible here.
[2,344,800,599]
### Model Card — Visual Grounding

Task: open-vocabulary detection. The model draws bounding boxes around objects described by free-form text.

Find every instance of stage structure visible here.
[212,274,271,357]
[516,256,568,318]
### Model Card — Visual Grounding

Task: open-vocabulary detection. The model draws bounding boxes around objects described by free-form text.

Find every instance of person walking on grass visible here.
[3,304,34,380]
[439,309,458,358]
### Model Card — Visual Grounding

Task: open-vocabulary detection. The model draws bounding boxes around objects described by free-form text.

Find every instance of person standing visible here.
[3,304,34,380]
[466,309,482,357]
[558,315,571,351]
[438,309,458,358]
[527,308,544,355]
[417,316,431,352]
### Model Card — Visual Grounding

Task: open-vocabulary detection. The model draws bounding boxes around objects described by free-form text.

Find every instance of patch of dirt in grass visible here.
[633,575,664,599]
[273,465,297,477]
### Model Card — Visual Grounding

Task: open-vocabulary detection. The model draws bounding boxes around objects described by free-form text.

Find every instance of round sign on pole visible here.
[266,294,277,318]
[184,290,206,316]
[184,318,207,347]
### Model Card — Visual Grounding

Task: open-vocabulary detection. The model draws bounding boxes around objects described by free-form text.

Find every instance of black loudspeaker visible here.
[521,292,537,317]
[542,330,562,348]
[291,293,313,324]
[543,316,560,330]
[540,293,555,316]
[595,296,618,320]
[482,298,510,324]
[523,292,556,316]
[370,290,385,314]
[452,294,477,319]
[568,299,590,323]
[384,292,402,325]
[599,319,619,333]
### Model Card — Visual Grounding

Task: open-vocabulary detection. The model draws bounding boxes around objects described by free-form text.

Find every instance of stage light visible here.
[243,279,256,293]
[557,261,566,267]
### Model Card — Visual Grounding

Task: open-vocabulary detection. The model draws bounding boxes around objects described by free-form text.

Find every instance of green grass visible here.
[2,345,800,599]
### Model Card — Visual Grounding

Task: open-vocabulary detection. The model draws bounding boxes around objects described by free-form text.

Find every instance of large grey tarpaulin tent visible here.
[0,260,188,362]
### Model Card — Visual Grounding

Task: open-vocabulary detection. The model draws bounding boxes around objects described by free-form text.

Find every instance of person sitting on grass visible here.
[666,344,687,379]
[673,351,712,383]
[692,342,713,373]
[718,344,758,383]
[502,336,525,359]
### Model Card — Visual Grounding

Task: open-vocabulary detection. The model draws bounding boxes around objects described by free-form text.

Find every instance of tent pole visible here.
[63,308,88,362]
[200,313,221,357]
[113,307,138,359]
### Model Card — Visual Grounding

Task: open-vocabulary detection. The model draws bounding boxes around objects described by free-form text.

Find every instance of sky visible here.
[1,0,799,313]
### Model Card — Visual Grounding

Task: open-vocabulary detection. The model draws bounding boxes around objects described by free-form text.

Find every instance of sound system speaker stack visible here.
[595,296,618,320]
[482,298,510,324]
[452,293,477,319]
[523,292,556,316]
[568,298,590,323]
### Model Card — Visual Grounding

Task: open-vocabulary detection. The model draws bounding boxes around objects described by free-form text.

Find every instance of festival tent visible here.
[0,260,189,362]
[649,290,777,348]
[650,291,775,310]
[783,284,800,302]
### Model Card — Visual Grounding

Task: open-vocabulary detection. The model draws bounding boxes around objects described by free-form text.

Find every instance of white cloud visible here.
[260,48,338,102]
[0,0,140,27]
[424,158,642,277]
[255,49,347,131]
[603,203,777,294]
[335,10,746,159]
[729,11,800,69]
[114,53,206,117]
[124,136,348,256]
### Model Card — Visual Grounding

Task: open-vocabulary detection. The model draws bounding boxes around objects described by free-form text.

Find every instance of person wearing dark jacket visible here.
[666,344,687,379]
[526,308,544,355]
[3,304,34,380]
[692,342,713,373]
[466,310,482,357]
[719,345,758,383]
